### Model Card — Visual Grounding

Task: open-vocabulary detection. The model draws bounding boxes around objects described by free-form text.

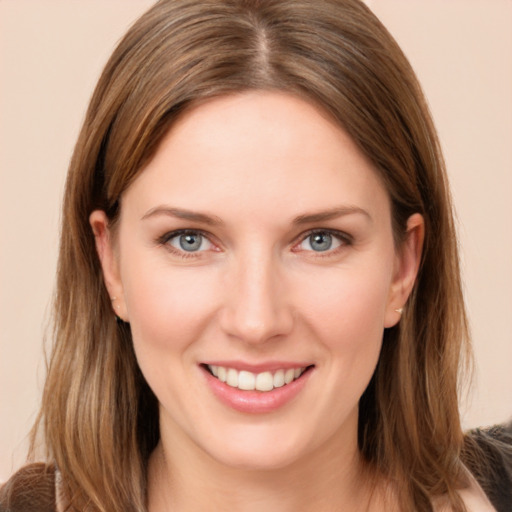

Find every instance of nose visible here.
[219,251,294,345]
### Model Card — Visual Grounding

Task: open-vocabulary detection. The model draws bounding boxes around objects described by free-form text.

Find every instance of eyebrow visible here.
[292,206,372,225]
[141,206,224,226]
[141,205,371,226]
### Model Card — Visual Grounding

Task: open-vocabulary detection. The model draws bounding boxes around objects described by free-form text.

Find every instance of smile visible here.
[203,362,314,413]
[207,365,307,392]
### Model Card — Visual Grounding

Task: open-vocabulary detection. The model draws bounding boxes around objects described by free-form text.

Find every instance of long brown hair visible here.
[32,0,473,510]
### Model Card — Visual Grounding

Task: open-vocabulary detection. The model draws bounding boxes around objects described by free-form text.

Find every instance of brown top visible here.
[463,423,512,512]
[1,424,511,512]
[0,463,55,512]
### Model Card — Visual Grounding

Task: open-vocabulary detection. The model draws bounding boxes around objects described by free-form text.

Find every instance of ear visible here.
[89,210,128,322]
[384,213,424,328]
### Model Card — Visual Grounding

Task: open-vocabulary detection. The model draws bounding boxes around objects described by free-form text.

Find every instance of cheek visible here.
[120,256,223,409]
[120,253,221,355]
[299,266,392,411]
[293,260,393,403]
[297,262,393,347]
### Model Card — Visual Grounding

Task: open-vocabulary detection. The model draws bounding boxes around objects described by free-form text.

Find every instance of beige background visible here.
[1,0,511,481]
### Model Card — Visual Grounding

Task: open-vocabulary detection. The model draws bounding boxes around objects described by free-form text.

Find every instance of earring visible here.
[395,308,403,314]
[111,296,121,312]
[110,296,127,323]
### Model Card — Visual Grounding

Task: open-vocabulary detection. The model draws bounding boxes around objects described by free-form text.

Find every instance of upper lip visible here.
[201,361,314,373]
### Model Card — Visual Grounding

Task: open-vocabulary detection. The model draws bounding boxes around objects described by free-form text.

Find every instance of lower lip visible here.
[202,367,312,414]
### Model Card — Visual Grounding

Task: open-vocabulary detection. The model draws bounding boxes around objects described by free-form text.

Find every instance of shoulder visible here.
[463,421,512,512]
[0,463,56,512]
[456,476,499,512]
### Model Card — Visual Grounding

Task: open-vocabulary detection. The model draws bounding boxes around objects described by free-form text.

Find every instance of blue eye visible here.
[168,231,213,252]
[309,232,333,251]
[298,231,344,252]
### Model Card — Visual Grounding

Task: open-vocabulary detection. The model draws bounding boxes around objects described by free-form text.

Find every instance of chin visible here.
[212,448,302,472]
[201,425,315,472]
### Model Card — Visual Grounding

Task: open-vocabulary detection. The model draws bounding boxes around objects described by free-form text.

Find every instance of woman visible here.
[1,0,510,511]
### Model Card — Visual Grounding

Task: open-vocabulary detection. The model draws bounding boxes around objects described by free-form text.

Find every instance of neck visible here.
[147,422,381,512]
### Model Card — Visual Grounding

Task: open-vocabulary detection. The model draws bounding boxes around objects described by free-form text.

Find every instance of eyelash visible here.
[157,229,215,259]
[293,229,353,258]
[156,228,352,259]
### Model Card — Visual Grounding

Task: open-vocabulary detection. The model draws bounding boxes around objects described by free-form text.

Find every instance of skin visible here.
[90,91,428,511]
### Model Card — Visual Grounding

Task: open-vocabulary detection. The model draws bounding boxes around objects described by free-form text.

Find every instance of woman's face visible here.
[92,91,422,471]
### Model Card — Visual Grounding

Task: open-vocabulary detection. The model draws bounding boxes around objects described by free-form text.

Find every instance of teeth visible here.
[217,366,227,382]
[273,369,285,388]
[256,371,274,391]
[226,368,238,387]
[207,365,307,392]
[238,371,255,390]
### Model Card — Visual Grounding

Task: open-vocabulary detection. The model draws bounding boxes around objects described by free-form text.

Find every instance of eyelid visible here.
[158,228,207,244]
[292,228,353,253]
[157,229,220,256]
[156,227,352,258]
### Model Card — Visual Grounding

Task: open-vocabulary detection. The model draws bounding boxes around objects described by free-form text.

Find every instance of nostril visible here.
[220,309,294,345]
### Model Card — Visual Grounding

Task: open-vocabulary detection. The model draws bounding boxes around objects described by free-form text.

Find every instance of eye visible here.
[166,230,214,253]
[296,230,347,253]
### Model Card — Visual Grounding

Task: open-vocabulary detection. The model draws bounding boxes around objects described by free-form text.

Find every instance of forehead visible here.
[121,91,391,224]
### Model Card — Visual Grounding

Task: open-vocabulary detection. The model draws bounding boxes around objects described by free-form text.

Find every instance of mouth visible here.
[204,364,310,392]
[201,362,314,413]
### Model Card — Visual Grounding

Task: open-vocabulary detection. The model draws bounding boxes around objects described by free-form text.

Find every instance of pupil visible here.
[311,233,332,251]
[179,233,202,251]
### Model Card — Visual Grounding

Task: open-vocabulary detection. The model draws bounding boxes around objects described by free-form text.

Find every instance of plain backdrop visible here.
[1,0,511,481]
